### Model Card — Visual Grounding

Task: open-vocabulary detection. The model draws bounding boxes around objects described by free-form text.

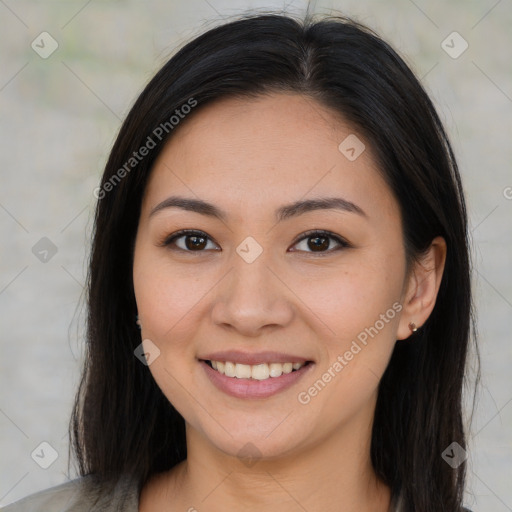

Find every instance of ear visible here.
[396,236,447,340]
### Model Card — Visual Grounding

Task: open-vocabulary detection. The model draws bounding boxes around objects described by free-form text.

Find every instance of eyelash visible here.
[160,229,351,255]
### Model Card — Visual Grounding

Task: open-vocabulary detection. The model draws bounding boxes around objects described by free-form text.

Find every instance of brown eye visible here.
[290,230,349,254]
[184,234,207,250]
[163,230,219,252]
[307,235,330,251]
[162,229,349,255]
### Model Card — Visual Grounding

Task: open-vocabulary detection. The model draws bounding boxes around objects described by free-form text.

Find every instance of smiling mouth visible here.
[201,360,313,381]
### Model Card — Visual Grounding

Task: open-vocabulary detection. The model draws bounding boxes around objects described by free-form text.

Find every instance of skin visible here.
[133,93,446,512]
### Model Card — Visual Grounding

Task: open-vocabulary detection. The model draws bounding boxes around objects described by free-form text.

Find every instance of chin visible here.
[191,410,318,464]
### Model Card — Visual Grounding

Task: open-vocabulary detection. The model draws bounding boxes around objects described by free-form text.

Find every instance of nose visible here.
[210,250,294,337]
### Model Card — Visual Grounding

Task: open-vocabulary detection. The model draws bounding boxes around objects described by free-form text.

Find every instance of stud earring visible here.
[135,315,141,329]
[408,322,418,333]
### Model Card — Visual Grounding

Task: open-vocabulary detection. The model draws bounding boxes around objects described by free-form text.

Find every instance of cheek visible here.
[137,273,197,337]
[295,250,404,396]
[294,253,404,342]
[295,276,402,422]
[133,238,213,342]
[132,251,210,416]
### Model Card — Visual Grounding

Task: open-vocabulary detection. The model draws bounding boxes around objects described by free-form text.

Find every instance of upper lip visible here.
[198,350,313,366]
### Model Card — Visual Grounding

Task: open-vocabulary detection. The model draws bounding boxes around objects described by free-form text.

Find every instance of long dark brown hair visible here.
[70,12,477,511]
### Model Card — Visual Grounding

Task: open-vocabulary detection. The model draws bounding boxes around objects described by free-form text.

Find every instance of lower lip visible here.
[200,360,314,399]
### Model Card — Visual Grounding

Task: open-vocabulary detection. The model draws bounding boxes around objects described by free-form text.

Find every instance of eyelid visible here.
[289,229,351,253]
[160,229,220,250]
[161,228,351,253]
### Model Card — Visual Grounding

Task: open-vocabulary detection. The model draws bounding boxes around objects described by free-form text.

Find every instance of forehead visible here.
[142,93,399,223]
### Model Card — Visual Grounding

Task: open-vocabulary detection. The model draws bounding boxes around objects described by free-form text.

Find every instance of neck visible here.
[146,409,391,512]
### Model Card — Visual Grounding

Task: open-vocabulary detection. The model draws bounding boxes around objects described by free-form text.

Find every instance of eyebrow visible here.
[149,195,367,222]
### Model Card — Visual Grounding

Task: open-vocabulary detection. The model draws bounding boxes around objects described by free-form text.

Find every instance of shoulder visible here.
[1,477,91,512]
[0,474,139,512]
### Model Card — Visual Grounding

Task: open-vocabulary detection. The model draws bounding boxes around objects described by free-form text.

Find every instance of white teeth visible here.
[282,362,293,374]
[208,360,306,380]
[269,363,283,378]
[252,363,270,380]
[235,363,252,379]
[224,361,236,378]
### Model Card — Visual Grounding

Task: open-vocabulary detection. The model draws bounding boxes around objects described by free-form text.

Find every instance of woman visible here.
[3,12,476,512]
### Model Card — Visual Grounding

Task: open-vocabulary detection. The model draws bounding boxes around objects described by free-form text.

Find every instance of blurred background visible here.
[1,0,511,509]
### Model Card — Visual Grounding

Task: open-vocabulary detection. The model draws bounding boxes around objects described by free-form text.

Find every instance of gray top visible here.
[1,475,406,511]
[1,475,139,512]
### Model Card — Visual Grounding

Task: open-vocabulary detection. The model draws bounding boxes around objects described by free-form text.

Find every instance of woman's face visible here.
[133,93,411,461]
